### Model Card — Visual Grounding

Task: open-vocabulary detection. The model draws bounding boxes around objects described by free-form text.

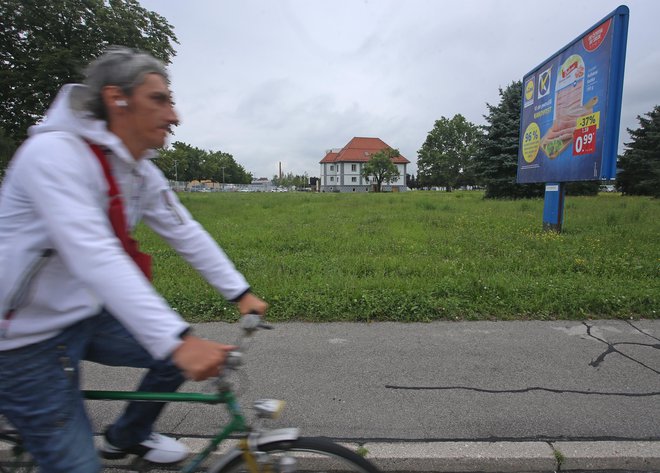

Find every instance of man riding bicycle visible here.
[0,46,268,473]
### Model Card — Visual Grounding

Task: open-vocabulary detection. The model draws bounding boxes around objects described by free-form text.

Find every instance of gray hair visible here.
[73,46,169,120]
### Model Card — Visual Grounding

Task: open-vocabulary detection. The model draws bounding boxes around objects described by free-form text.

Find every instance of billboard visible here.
[517,6,629,183]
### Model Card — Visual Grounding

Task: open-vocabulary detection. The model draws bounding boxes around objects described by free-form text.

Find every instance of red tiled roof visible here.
[319,137,410,164]
[320,151,339,163]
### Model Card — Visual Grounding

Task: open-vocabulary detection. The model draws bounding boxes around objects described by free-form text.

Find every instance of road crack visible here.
[584,321,660,375]
[384,385,659,396]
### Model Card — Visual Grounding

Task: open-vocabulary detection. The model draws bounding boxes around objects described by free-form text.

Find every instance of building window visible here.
[351,177,357,182]
[330,176,334,182]
[330,165,334,171]
[351,164,357,172]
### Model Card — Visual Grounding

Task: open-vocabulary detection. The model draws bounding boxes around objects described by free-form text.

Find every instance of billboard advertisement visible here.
[517,6,629,183]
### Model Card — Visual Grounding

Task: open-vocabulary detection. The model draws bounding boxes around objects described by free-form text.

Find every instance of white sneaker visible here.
[101,432,190,464]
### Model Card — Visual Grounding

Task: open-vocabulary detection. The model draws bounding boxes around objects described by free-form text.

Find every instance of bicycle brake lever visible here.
[241,313,273,334]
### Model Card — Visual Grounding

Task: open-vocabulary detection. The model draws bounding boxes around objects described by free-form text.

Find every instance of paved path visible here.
[84,319,660,472]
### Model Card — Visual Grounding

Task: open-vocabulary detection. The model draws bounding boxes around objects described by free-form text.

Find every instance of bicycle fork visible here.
[239,435,296,473]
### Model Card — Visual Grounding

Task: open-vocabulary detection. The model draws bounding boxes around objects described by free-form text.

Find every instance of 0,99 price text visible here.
[573,126,597,156]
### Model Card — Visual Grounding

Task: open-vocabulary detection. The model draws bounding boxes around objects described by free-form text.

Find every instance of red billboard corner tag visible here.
[583,19,611,52]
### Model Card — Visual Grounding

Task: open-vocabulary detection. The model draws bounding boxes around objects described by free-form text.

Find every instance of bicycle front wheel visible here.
[209,436,380,473]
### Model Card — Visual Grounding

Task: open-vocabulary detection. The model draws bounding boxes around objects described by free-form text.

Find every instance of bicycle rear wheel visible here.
[209,436,380,473]
[0,432,36,473]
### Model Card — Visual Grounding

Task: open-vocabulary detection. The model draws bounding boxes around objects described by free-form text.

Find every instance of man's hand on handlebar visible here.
[172,336,236,381]
[236,292,268,316]
[172,293,267,381]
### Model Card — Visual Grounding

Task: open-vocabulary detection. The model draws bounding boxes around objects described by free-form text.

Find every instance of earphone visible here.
[115,100,128,107]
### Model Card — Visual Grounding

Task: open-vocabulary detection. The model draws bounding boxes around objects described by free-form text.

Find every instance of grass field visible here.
[136,191,659,322]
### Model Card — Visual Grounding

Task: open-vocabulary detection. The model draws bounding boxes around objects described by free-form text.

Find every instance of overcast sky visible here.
[139,0,660,179]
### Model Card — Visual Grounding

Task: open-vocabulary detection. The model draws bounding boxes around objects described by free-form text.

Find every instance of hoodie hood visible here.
[29,84,156,163]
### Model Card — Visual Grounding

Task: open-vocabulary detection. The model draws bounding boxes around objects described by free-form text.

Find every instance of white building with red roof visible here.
[319,137,410,192]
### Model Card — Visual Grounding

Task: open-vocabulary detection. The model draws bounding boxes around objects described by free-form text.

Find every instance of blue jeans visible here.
[0,309,185,473]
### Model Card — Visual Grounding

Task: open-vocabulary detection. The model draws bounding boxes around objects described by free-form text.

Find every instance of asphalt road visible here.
[81,319,660,471]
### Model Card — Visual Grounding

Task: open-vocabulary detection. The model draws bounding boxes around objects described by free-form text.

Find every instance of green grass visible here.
[136,191,659,323]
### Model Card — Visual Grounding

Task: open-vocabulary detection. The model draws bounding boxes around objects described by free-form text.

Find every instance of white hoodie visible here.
[0,84,250,359]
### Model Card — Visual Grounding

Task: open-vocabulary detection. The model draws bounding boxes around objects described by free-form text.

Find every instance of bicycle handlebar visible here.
[221,314,272,372]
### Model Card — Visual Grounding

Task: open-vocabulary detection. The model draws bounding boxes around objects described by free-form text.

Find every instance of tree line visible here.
[1,0,658,197]
[272,172,311,189]
[414,81,659,198]
[157,142,252,184]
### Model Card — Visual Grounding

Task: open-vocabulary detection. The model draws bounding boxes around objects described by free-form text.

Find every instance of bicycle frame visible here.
[83,389,248,473]
[2,316,305,473]
[2,387,299,473]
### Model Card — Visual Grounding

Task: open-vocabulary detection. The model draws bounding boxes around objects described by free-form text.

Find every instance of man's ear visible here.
[101,86,128,115]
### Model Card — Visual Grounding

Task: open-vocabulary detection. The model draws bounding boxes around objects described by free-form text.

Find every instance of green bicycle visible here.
[0,315,380,473]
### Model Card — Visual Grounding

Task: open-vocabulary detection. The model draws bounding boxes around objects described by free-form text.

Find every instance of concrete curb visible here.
[551,441,660,473]
[110,437,660,472]
[361,440,660,472]
[3,436,659,471]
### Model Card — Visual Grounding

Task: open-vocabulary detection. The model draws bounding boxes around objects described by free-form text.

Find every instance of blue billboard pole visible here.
[517,6,629,232]
[542,183,565,232]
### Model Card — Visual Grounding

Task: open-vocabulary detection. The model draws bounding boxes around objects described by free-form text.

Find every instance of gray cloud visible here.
[144,0,660,179]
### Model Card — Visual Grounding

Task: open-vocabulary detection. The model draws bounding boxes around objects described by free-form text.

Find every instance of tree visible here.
[0,127,17,181]
[156,142,204,182]
[474,81,544,199]
[204,150,252,185]
[361,148,401,192]
[417,114,481,191]
[617,105,660,197]
[406,173,418,189]
[156,141,252,184]
[564,181,600,196]
[0,0,178,153]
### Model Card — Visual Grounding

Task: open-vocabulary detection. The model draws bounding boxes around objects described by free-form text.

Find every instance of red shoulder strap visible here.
[88,143,120,198]
[88,143,152,280]
[88,143,127,238]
